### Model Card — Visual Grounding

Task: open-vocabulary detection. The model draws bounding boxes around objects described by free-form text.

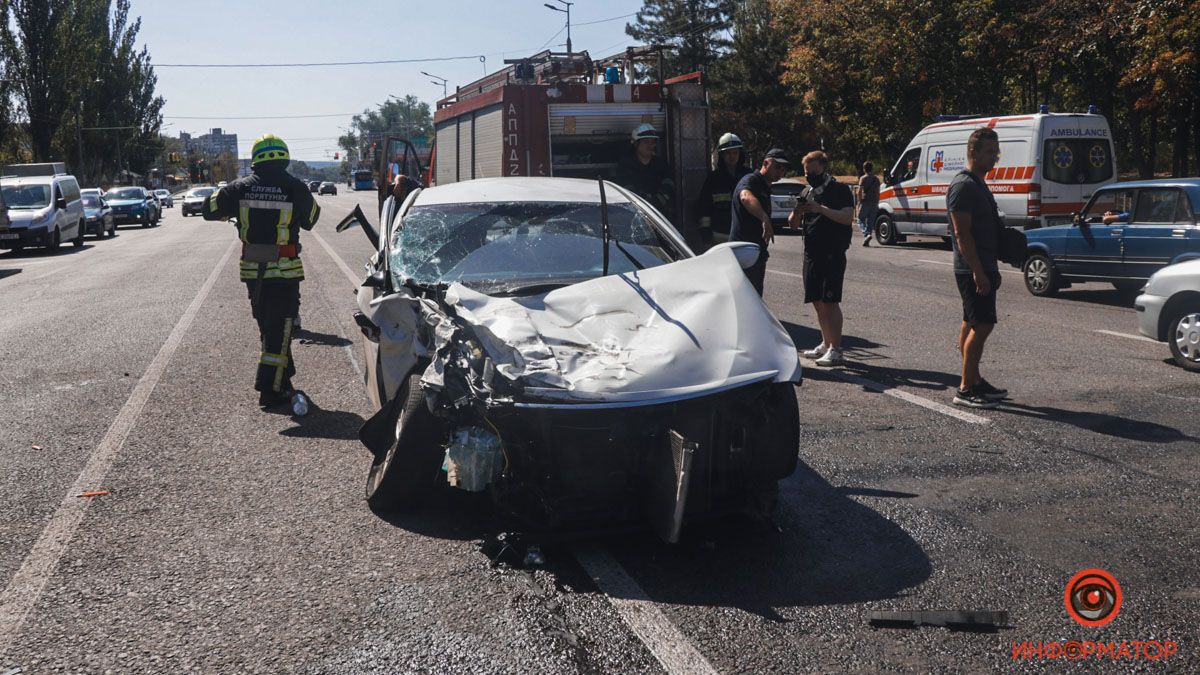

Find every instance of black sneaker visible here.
[953,386,999,409]
[977,379,1008,401]
[258,389,295,409]
[862,235,871,247]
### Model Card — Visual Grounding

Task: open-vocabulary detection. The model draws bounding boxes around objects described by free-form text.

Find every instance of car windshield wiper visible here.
[598,178,645,273]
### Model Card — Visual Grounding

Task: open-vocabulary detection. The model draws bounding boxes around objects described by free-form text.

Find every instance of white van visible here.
[873,110,1117,245]
[0,163,86,251]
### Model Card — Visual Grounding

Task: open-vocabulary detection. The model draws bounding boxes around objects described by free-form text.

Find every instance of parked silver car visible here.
[1136,258,1200,371]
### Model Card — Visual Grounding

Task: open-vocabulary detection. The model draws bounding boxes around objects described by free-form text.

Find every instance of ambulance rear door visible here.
[1038,115,1116,226]
[923,137,967,235]
[989,134,1033,229]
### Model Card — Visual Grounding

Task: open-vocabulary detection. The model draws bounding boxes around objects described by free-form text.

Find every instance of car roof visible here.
[414,177,634,206]
[1101,177,1200,190]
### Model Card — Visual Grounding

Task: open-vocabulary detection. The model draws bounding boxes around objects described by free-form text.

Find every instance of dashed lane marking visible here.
[573,545,719,675]
[766,269,804,279]
[918,258,1021,275]
[0,240,238,658]
[800,356,992,425]
[307,227,364,380]
[1094,329,1158,344]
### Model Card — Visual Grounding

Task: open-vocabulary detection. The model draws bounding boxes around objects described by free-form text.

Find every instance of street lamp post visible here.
[420,71,448,98]
[543,0,573,54]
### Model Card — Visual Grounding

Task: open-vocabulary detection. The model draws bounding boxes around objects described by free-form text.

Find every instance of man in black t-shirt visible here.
[948,127,1007,409]
[730,148,790,295]
[789,151,855,366]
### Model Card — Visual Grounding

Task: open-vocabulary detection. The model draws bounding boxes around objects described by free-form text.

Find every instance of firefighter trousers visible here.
[245,279,301,394]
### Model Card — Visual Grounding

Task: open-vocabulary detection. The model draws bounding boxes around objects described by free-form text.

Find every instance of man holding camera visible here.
[790,151,855,367]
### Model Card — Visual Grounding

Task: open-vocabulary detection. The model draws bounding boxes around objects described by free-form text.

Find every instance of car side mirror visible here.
[362,269,389,289]
[56,197,67,210]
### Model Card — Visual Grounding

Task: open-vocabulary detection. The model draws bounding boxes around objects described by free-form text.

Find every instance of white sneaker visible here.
[815,348,845,367]
[802,343,829,359]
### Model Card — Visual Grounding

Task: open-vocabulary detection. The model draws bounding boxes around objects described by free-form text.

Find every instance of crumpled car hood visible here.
[444,246,801,405]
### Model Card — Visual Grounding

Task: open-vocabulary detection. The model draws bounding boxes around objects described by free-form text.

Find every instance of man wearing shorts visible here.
[790,151,854,366]
[948,127,1008,408]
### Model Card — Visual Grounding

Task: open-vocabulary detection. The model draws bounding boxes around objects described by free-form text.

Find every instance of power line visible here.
[575,11,637,26]
[156,55,485,69]
[168,113,358,120]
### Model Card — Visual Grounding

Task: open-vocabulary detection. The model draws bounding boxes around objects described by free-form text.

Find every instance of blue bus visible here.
[352,169,374,191]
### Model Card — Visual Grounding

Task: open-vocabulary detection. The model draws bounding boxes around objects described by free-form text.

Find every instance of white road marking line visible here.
[918,259,1020,275]
[309,227,363,288]
[766,269,803,279]
[800,356,992,425]
[306,231,364,381]
[0,240,237,658]
[1094,329,1158,344]
[573,545,718,675]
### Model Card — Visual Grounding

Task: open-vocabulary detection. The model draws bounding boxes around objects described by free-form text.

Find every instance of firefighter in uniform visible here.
[696,133,751,249]
[203,134,320,410]
[615,123,674,216]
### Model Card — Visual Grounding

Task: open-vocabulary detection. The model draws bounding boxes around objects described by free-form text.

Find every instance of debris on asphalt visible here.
[480,532,543,568]
[868,610,1009,631]
[77,491,110,498]
[523,545,546,567]
[31,444,42,450]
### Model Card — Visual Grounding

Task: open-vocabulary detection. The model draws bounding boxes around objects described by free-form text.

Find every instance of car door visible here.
[1063,187,1133,278]
[1122,188,1193,279]
[885,146,923,232]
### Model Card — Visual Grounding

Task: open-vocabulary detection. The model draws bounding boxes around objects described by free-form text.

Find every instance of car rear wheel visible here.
[73,221,85,247]
[1168,307,1200,372]
[365,372,446,512]
[1023,253,1058,297]
[874,213,899,245]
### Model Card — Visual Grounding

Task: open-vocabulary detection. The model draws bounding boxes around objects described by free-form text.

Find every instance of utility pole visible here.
[544,0,573,54]
[420,72,448,98]
[76,100,84,181]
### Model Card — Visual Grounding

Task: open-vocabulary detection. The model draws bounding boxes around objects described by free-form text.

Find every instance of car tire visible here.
[365,372,446,512]
[875,213,899,245]
[73,221,85,247]
[941,236,954,250]
[47,226,61,252]
[1168,306,1200,372]
[1023,253,1059,297]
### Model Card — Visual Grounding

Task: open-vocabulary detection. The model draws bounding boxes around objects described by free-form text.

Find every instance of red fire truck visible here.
[427,47,711,237]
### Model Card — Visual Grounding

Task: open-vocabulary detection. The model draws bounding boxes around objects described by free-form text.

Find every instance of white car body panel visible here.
[1136,258,1200,340]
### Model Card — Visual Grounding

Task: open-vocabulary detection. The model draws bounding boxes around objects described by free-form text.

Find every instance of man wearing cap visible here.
[729,148,790,295]
[204,134,321,411]
[615,123,674,216]
[696,133,751,248]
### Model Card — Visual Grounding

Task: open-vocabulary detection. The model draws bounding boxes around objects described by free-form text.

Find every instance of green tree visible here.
[341,95,432,166]
[625,0,735,75]
[0,0,75,162]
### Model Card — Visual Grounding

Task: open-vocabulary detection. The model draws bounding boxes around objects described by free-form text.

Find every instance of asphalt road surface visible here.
[1,189,1196,673]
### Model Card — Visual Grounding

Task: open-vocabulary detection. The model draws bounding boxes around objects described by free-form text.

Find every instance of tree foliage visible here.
[625,0,736,75]
[339,95,432,167]
[0,0,164,184]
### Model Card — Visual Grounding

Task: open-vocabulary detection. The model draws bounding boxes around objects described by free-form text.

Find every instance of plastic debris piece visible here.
[444,426,502,492]
[78,491,110,498]
[869,610,1009,631]
[523,545,546,567]
[31,444,43,450]
[291,391,309,417]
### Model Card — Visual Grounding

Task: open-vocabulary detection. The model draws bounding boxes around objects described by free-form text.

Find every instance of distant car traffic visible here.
[80,189,115,238]
[217,181,228,188]
[308,180,319,193]
[181,186,216,216]
[105,186,160,228]
[319,181,337,195]
[1136,258,1200,371]
[1023,178,1200,296]
[153,189,174,208]
[0,163,86,251]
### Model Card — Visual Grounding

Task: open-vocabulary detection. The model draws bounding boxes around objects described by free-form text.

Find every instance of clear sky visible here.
[135,0,647,160]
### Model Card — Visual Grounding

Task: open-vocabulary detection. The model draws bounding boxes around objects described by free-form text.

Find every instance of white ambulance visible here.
[873,110,1117,245]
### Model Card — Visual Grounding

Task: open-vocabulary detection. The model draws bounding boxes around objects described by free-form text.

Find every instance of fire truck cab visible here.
[874,110,1117,245]
[429,48,710,240]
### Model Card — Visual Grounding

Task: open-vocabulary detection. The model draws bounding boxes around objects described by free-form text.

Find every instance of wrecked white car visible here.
[338,177,801,541]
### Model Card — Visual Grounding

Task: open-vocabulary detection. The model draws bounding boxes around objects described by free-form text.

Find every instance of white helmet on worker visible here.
[631,123,660,143]
[717,133,744,152]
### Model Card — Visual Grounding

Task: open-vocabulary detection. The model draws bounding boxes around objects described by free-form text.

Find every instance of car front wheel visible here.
[1168,306,1200,372]
[1023,253,1058,297]
[365,372,446,512]
[73,221,85,247]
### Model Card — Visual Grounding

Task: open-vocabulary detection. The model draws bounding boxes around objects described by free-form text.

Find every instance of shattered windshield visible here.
[390,201,677,293]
